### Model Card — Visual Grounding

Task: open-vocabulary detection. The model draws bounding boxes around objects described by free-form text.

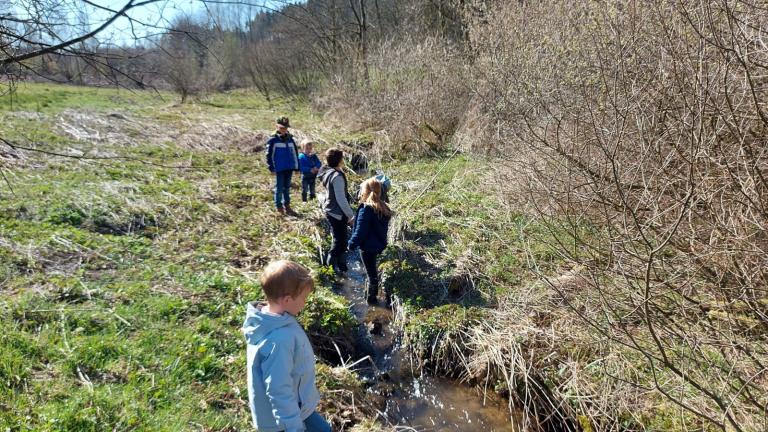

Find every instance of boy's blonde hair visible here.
[300,139,314,150]
[260,260,314,300]
[360,177,392,218]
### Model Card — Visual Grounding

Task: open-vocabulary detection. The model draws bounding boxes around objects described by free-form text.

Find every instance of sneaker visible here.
[276,207,286,215]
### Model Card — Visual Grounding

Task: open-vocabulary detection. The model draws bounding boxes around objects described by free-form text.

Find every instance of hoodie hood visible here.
[242,302,297,345]
[318,166,335,185]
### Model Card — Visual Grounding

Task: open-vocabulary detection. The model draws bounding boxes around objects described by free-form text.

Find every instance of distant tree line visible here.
[2,1,467,97]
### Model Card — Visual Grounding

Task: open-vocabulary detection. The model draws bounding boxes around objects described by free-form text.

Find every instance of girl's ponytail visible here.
[360,178,392,218]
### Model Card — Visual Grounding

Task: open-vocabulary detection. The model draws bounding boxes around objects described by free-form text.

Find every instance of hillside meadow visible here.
[2,83,762,432]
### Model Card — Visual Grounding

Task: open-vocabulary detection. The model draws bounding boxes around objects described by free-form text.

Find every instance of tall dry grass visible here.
[462,1,768,430]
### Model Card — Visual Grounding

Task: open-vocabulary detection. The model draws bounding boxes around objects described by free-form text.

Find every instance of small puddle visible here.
[337,256,520,431]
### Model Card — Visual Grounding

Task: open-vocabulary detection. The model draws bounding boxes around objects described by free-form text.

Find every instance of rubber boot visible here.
[326,253,342,275]
[366,280,378,305]
[337,252,348,273]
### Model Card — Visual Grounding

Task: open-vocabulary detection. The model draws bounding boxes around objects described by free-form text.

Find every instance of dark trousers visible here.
[326,215,347,259]
[361,250,379,297]
[301,175,316,201]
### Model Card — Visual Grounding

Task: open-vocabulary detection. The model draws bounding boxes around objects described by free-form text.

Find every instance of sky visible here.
[5,0,290,47]
[97,0,253,46]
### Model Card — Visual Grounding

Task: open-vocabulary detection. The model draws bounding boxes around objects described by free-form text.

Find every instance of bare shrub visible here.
[467,1,768,430]
[160,16,227,103]
[323,36,471,154]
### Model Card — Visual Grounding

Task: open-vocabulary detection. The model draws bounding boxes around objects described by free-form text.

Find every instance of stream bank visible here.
[337,255,520,431]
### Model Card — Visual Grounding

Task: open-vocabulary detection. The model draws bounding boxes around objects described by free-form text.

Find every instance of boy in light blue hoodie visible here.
[242,260,331,432]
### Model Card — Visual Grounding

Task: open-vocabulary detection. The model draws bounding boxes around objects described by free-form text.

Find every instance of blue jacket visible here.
[298,153,321,177]
[266,133,299,173]
[243,303,320,432]
[348,204,390,254]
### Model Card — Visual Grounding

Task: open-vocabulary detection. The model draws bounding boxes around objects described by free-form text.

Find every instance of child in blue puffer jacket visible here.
[348,177,392,305]
[242,260,331,432]
[266,117,300,215]
[298,139,322,201]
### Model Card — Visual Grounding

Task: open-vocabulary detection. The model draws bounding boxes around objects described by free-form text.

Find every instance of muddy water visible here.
[338,256,520,431]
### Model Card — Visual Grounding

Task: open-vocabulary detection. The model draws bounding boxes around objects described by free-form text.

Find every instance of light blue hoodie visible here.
[242,302,321,432]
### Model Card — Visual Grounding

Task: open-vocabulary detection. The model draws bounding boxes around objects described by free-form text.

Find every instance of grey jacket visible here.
[319,167,354,221]
[243,303,321,432]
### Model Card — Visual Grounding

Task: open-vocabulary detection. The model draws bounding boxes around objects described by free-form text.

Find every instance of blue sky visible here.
[97,0,231,45]
[7,1,288,47]
[4,0,293,48]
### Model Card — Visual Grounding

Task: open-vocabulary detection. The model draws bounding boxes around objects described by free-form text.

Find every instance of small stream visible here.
[338,255,520,431]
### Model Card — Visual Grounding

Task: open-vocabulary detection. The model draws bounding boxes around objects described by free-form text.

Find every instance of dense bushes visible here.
[463,2,768,430]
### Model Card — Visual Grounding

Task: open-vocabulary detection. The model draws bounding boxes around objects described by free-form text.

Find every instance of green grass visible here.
[382,154,576,307]
[0,83,358,431]
[0,83,163,113]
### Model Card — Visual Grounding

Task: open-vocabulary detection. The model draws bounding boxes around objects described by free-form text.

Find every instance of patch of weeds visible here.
[299,288,357,363]
[35,386,148,432]
[402,227,446,247]
[402,304,487,375]
[141,295,189,324]
[63,335,127,381]
[44,202,87,226]
[0,331,45,390]
[315,363,380,429]
[0,247,36,279]
[379,257,443,308]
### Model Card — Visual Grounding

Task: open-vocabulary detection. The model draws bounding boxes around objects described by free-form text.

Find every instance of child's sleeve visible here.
[298,154,308,174]
[348,206,370,251]
[313,155,322,169]
[260,340,304,432]
[265,139,275,172]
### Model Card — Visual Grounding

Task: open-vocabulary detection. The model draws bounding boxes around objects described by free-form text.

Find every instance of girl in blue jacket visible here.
[348,177,392,305]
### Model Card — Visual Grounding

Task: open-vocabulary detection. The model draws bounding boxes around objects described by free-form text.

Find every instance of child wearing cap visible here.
[266,117,300,216]
[298,139,322,202]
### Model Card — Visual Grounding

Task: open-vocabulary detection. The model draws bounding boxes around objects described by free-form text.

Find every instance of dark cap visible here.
[276,116,290,128]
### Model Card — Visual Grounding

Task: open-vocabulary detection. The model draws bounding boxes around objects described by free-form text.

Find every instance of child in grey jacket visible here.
[242,261,331,432]
[319,148,355,274]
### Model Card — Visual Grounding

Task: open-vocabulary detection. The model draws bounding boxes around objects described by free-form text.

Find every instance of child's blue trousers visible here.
[303,411,331,432]
[301,174,316,201]
[274,170,293,208]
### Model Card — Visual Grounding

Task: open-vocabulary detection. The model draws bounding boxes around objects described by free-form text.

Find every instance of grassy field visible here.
[0,83,370,431]
[3,83,552,431]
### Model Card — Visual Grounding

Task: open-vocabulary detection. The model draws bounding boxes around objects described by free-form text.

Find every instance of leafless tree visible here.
[468,1,768,430]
